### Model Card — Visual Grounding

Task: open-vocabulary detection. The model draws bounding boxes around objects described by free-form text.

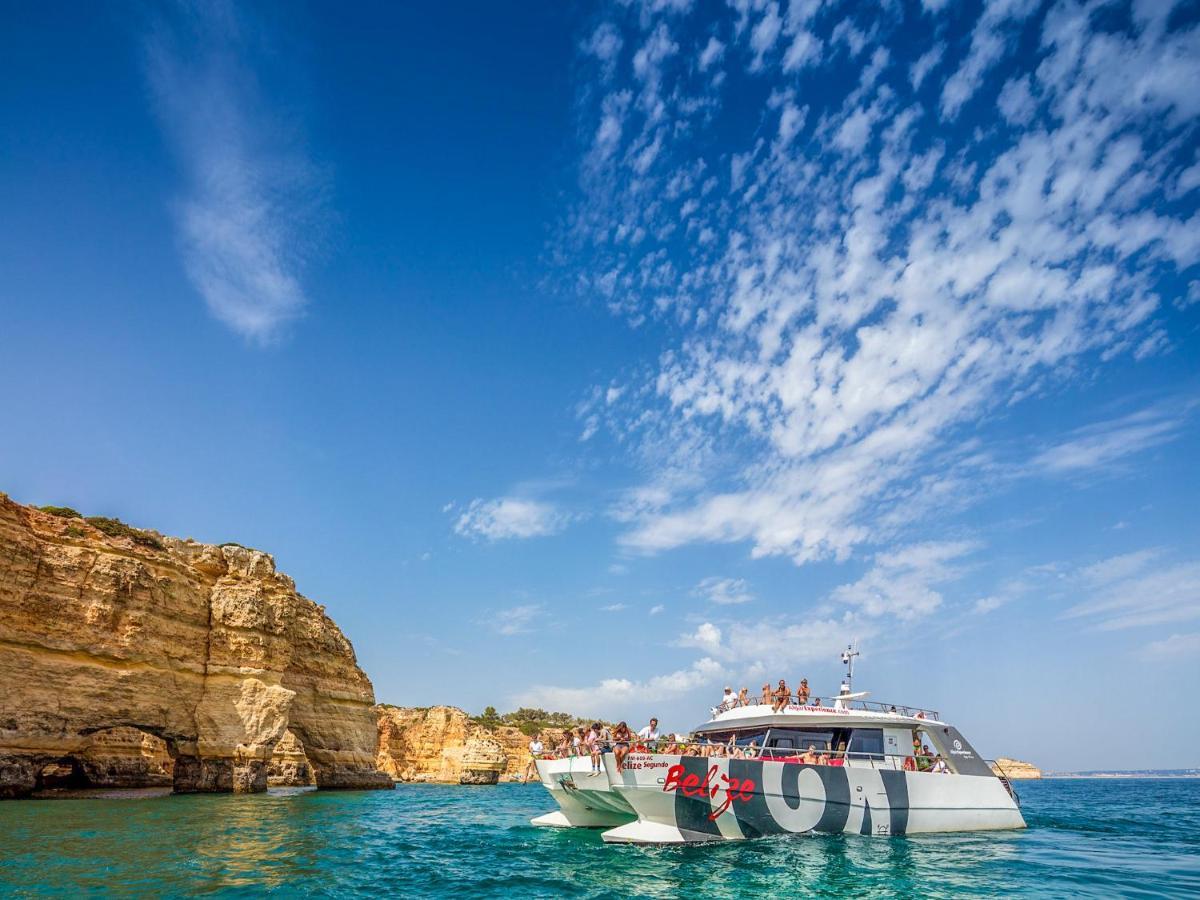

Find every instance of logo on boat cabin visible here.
[662,764,755,821]
[953,739,963,751]
[622,753,671,771]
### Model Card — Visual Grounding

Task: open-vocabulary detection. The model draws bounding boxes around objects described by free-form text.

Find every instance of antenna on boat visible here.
[840,643,859,696]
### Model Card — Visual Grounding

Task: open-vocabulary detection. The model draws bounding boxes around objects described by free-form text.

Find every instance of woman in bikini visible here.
[612,721,633,771]
[737,687,749,707]
[796,678,810,705]
[760,683,772,706]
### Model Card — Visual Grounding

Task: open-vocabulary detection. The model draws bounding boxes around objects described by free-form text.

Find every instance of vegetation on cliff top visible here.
[472,707,592,737]
[38,505,82,519]
[83,516,165,551]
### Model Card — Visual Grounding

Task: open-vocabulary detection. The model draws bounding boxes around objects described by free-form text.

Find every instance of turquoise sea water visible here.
[1,779,1196,897]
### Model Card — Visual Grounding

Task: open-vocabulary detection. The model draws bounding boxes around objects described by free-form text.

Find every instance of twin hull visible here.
[535,752,1025,844]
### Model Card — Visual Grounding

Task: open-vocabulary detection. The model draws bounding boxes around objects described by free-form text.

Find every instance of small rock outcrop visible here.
[376,706,534,783]
[0,494,392,798]
[992,757,1042,779]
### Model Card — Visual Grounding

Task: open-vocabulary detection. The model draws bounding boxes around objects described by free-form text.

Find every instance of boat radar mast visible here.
[839,643,860,696]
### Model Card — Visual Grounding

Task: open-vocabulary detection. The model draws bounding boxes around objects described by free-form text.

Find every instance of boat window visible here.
[766,729,834,751]
[847,728,885,760]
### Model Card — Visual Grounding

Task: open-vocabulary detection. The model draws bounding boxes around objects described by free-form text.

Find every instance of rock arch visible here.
[0,496,392,798]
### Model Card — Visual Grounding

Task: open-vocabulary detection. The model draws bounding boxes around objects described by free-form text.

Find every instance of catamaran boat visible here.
[533,651,1025,844]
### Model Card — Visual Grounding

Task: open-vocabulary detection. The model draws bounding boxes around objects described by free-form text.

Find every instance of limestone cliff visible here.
[0,494,392,798]
[992,757,1042,779]
[376,706,531,784]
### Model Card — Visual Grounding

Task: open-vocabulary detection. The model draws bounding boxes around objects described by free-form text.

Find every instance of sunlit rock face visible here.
[992,758,1042,780]
[0,494,392,798]
[375,706,532,784]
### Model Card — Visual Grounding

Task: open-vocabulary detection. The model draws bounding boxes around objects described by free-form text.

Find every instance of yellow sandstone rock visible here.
[992,757,1042,779]
[375,706,534,784]
[0,494,392,798]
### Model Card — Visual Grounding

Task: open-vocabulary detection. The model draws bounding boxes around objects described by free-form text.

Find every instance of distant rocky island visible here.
[990,758,1042,780]
[0,492,1047,797]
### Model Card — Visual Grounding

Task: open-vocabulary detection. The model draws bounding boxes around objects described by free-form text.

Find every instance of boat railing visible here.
[711,695,940,720]
[539,743,968,774]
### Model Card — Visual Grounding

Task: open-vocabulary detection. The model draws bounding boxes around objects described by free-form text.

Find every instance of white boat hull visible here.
[531,756,637,828]
[600,752,1025,844]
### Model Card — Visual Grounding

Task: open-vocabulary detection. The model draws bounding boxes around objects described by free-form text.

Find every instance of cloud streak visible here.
[145,2,323,341]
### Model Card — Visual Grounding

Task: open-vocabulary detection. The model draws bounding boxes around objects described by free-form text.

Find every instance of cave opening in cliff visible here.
[34,727,175,794]
[267,729,317,788]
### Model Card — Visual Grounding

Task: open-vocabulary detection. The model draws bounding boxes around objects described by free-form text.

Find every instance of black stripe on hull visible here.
[879,769,910,835]
[672,757,724,838]
[812,766,852,834]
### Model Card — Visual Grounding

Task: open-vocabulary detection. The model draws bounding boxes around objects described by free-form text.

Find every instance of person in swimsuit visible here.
[796,678,810,705]
[612,721,633,771]
[586,722,603,776]
[761,683,772,706]
[772,679,790,712]
[737,687,749,707]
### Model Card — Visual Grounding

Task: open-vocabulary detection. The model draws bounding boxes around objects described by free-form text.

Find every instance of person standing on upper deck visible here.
[796,678,810,705]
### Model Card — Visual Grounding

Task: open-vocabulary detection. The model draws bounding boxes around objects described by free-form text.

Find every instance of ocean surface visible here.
[1,778,1196,897]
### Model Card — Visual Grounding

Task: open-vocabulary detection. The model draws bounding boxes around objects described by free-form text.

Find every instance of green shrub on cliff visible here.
[84,516,165,551]
[471,706,590,736]
[39,505,82,519]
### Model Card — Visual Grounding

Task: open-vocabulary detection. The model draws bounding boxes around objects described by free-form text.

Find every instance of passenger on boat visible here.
[525,733,544,782]
[796,678,810,704]
[556,731,571,757]
[811,697,821,707]
[745,740,759,759]
[931,755,950,774]
[637,718,660,743]
[829,743,847,766]
[586,723,602,776]
[737,687,749,707]
[612,721,634,771]
[719,686,736,711]
[772,679,790,712]
[573,727,585,757]
[801,744,820,765]
[918,744,934,772]
[761,683,772,706]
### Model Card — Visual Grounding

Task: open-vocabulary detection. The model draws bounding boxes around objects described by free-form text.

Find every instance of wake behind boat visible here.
[532,651,1025,844]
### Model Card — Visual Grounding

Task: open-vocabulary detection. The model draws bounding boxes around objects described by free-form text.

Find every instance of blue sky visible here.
[1,0,1198,771]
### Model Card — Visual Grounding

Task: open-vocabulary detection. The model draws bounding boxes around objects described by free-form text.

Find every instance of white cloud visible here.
[513,657,725,718]
[145,4,322,342]
[1142,632,1200,660]
[831,541,979,620]
[1064,550,1200,631]
[600,602,629,612]
[649,603,666,615]
[695,576,754,605]
[698,35,725,70]
[677,621,724,655]
[491,604,542,637]
[1032,407,1185,475]
[453,497,568,540]
[565,1,1198,569]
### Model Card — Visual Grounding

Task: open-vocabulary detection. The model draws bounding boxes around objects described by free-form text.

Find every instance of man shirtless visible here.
[772,679,790,712]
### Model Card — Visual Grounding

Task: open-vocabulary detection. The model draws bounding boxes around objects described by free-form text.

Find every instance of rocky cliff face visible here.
[0,494,392,798]
[992,757,1042,779]
[376,706,530,784]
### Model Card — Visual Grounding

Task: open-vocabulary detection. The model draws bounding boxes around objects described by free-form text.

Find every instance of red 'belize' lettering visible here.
[663,764,757,820]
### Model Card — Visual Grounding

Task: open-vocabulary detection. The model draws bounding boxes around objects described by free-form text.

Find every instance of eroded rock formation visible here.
[991,757,1042,779]
[376,706,533,783]
[0,494,392,798]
